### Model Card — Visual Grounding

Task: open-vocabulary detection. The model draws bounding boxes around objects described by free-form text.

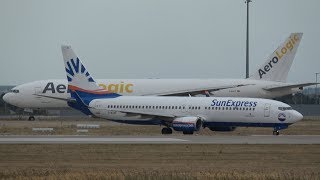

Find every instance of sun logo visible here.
[65,58,94,83]
[278,113,286,122]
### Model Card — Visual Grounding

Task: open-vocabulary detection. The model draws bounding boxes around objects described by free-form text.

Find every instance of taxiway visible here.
[0,135,319,144]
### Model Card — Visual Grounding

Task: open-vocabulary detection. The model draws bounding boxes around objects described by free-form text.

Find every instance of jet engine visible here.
[172,117,202,133]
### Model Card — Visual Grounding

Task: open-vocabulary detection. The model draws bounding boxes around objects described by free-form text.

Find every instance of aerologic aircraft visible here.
[62,46,303,135]
[3,33,314,120]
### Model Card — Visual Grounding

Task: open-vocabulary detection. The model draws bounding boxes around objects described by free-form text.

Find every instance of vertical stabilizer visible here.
[61,45,100,91]
[61,45,119,115]
[249,33,303,82]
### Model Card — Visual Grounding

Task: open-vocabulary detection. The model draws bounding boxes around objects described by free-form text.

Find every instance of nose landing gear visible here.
[272,125,288,136]
[273,130,280,136]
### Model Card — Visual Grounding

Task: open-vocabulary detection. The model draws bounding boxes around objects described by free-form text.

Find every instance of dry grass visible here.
[0,118,319,136]
[0,144,319,179]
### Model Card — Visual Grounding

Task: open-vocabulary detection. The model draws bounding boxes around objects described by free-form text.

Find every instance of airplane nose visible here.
[2,93,16,106]
[2,93,10,103]
[293,111,303,122]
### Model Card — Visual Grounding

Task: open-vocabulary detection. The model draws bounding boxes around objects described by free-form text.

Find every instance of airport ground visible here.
[0,117,320,136]
[0,144,319,179]
[0,118,319,179]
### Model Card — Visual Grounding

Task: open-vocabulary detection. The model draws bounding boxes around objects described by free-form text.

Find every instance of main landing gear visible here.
[28,116,35,121]
[273,130,280,136]
[161,127,173,134]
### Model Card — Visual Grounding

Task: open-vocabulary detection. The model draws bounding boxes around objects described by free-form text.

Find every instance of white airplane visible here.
[62,46,303,135]
[3,33,315,119]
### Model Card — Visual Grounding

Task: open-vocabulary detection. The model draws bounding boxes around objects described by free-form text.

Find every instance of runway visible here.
[0,135,319,144]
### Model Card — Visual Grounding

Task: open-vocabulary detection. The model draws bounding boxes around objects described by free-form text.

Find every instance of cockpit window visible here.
[10,89,19,93]
[278,107,292,111]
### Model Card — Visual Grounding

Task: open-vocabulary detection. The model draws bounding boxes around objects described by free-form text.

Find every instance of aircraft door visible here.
[264,103,271,117]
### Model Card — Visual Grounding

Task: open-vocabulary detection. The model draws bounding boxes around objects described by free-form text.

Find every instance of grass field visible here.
[0,144,319,179]
[0,118,319,136]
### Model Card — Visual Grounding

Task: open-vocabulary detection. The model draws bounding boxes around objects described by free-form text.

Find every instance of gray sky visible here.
[1,0,320,85]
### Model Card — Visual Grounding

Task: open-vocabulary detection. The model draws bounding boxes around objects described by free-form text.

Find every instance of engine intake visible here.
[172,117,202,132]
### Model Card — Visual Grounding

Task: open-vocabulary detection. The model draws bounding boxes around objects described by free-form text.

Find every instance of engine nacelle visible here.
[209,126,236,131]
[172,117,202,132]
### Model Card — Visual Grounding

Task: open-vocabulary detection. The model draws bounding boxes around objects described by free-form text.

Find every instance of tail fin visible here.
[62,45,100,91]
[249,33,303,82]
[61,45,120,115]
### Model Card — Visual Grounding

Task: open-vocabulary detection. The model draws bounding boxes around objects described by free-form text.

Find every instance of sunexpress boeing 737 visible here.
[62,46,303,135]
[3,33,315,119]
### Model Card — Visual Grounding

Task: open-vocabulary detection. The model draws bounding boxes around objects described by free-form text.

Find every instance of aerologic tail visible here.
[249,33,303,82]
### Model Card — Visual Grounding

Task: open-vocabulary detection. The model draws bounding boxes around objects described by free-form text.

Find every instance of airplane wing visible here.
[143,84,253,96]
[32,94,70,101]
[91,107,176,118]
[263,83,318,91]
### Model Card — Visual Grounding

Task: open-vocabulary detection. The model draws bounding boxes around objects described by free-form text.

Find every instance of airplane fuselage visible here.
[87,96,303,131]
[3,79,300,109]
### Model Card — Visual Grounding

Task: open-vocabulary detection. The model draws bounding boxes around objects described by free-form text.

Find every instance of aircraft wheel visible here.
[161,127,172,135]
[28,116,35,121]
[273,130,280,136]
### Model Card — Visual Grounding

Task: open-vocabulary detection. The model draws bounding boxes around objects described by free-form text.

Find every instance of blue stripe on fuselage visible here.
[104,119,292,129]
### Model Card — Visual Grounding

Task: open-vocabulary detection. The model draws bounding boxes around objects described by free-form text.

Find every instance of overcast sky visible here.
[1,0,320,85]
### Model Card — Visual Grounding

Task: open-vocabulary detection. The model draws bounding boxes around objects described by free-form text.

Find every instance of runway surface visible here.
[0,135,319,144]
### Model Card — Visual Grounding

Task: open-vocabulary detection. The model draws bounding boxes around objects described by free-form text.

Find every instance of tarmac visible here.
[0,135,319,144]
